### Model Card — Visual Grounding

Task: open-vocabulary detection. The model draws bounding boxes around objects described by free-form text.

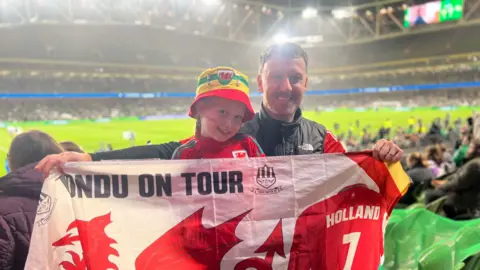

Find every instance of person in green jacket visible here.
[453,135,471,167]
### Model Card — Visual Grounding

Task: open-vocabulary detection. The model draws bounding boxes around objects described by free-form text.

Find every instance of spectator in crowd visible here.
[453,134,472,167]
[0,130,64,270]
[60,141,84,153]
[464,140,480,164]
[399,152,436,205]
[439,144,456,173]
[97,142,114,153]
[425,145,447,177]
[431,158,480,220]
[422,118,444,145]
[36,43,404,176]
[426,136,480,203]
[439,144,452,162]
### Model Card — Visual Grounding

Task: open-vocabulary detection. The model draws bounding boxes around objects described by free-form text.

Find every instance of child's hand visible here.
[35,152,92,178]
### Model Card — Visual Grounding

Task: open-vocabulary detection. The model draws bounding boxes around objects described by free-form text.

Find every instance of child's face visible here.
[197,97,246,142]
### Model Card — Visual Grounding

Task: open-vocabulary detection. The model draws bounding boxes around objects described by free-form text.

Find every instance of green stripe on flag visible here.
[197,74,248,87]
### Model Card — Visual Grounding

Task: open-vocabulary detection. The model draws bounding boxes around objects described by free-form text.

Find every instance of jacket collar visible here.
[0,163,43,198]
[258,103,302,128]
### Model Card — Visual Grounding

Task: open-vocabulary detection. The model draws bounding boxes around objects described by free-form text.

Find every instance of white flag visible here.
[26,152,409,270]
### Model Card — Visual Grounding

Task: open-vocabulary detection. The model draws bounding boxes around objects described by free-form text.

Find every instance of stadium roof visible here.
[242,0,390,8]
[1,0,479,48]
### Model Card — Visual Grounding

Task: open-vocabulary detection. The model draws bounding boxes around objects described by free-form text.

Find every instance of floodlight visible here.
[273,33,289,44]
[201,0,221,6]
[302,7,318,19]
[332,8,353,19]
[165,25,176,31]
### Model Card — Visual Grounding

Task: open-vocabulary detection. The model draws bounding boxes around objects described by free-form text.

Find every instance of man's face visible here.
[258,56,308,122]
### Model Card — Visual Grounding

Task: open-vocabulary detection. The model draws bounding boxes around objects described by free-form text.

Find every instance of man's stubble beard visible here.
[264,99,298,123]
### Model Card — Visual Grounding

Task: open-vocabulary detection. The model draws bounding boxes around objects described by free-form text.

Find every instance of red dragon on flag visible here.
[52,208,287,270]
[52,213,119,270]
[135,207,287,270]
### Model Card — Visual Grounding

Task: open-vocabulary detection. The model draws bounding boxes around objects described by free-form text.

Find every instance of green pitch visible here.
[0,109,474,177]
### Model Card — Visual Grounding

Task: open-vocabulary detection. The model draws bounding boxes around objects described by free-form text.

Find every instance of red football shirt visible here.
[288,153,410,270]
[324,131,346,154]
[173,133,265,159]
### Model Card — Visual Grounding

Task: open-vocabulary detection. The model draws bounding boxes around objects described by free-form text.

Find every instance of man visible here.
[36,43,402,175]
[0,130,64,270]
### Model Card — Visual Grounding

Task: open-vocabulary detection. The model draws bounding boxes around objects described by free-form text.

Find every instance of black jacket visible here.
[441,158,480,220]
[407,165,436,185]
[0,163,43,270]
[400,165,435,205]
[90,106,344,161]
[239,105,344,156]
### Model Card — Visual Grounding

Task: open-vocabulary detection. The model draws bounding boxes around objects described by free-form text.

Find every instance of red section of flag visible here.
[255,219,286,264]
[135,207,251,270]
[53,213,119,270]
[234,219,286,270]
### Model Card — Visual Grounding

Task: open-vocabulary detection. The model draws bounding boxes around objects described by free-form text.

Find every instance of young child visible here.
[171,67,264,159]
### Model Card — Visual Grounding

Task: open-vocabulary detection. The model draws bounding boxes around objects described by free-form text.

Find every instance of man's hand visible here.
[372,139,403,162]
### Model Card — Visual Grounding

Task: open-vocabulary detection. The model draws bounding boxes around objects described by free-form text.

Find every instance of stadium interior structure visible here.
[1,0,480,120]
[1,0,480,268]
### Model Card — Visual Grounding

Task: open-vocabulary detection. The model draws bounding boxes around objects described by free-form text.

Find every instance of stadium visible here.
[0,0,480,268]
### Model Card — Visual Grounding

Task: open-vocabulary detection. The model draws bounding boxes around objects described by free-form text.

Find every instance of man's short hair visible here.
[8,130,64,171]
[259,42,308,73]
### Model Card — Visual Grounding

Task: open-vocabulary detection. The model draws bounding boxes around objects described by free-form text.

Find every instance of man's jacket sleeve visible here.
[90,141,182,161]
[323,131,346,153]
[0,216,14,269]
[442,158,480,192]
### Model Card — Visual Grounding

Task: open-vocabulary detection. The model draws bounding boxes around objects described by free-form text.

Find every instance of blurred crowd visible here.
[316,67,480,90]
[334,114,461,152]
[0,67,479,93]
[394,114,480,221]
[1,88,479,122]
[0,77,194,93]
[305,88,480,108]
[305,111,480,221]
[0,99,190,121]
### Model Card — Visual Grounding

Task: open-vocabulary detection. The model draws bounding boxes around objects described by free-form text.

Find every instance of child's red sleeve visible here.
[246,135,265,157]
[180,136,195,145]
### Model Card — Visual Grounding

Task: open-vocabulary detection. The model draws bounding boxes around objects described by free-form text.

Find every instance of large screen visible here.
[440,0,464,21]
[404,0,463,28]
